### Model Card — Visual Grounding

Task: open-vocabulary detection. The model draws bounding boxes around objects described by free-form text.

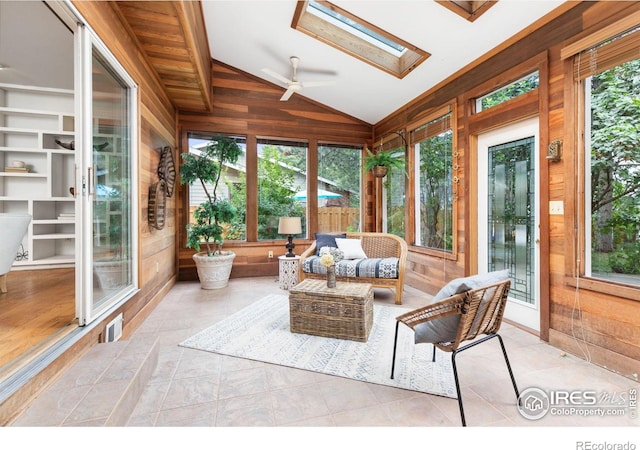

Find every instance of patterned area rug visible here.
[180,294,456,398]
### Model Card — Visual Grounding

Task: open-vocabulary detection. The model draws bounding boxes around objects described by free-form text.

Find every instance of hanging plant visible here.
[363,148,406,178]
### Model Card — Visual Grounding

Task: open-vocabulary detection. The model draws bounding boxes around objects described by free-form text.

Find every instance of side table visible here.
[278,255,300,290]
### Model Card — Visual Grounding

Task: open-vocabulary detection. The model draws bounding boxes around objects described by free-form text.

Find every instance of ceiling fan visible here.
[262,56,336,101]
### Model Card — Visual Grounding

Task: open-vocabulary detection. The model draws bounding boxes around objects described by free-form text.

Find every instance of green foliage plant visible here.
[609,242,640,275]
[180,135,242,256]
[363,148,407,176]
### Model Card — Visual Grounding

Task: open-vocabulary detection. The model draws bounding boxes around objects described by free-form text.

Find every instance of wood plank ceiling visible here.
[114,1,212,112]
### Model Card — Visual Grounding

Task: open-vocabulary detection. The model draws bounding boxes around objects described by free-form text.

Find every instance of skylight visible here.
[436,1,497,22]
[307,1,406,56]
[292,0,429,79]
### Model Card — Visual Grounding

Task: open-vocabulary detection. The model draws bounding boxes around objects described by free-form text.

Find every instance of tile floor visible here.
[9,276,639,442]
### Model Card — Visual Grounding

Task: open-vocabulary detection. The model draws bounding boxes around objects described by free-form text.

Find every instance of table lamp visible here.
[278,217,302,257]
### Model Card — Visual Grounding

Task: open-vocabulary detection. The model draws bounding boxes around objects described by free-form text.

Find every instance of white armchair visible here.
[0,213,31,293]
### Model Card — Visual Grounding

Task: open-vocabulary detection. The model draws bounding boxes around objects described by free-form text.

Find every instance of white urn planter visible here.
[193,251,235,289]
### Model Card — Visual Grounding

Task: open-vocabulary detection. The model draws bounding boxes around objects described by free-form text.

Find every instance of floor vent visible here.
[105,313,123,343]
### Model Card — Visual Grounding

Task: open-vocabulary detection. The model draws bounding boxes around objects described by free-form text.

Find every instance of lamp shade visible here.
[278,216,302,235]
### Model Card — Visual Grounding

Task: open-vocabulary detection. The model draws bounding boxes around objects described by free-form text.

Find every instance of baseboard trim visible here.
[548,329,640,382]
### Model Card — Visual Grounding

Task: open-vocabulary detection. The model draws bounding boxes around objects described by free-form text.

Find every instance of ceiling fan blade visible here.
[261,68,291,85]
[280,87,296,101]
[298,67,338,76]
[302,80,336,88]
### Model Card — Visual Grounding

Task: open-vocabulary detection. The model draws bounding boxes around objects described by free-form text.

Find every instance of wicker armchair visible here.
[390,278,519,426]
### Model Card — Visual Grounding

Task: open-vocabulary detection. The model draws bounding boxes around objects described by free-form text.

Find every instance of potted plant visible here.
[363,147,406,178]
[180,135,242,289]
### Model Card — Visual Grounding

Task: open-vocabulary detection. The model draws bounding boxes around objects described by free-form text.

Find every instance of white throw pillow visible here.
[335,238,367,260]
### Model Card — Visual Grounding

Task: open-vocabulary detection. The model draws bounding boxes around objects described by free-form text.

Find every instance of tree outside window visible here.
[187,134,246,241]
[317,144,361,233]
[413,113,453,252]
[586,57,640,283]
[255,140,307,240]
[384,157,406,238]
[476,72,539,112]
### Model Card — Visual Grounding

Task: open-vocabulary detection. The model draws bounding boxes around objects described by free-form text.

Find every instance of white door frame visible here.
[70,8,139,326]
[477,117,540,331]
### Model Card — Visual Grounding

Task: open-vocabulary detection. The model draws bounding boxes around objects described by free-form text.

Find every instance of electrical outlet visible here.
[268,251,274,259]
[549,200,564,215]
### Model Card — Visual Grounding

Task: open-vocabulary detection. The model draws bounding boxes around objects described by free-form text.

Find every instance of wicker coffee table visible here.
[288,279,373,342]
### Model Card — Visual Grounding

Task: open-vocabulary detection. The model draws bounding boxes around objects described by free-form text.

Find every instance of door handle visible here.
[87,166,94,196]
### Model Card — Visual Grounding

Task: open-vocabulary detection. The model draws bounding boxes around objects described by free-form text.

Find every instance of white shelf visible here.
[32,233,75,240]
[33,219,74,224]
[0,146,53,153]
[0,172,47,177]
[0,84,76,268]
[0,106,66,118]
[14,255,74,267]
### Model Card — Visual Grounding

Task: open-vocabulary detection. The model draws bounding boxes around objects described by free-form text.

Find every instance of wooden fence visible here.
[189,206,360,234]
[317,207,359,233]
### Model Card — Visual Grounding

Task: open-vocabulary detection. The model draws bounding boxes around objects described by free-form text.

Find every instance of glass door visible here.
[477,117,540,331]
[77,27,137,325]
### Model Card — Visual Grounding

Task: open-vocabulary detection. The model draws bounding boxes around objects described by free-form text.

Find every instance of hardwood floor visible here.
[0,268,76,378]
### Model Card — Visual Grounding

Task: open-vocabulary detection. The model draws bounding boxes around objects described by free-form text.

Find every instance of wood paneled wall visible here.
[374,1,640,378]
[177,61,373,281]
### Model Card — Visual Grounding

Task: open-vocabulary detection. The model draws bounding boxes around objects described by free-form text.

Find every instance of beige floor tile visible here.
[270,383,332,424]
[161,375,218,410]
[9,276,639,436]
[218,366,270,400]
[316,377,381,414]
[10,384,91,426]
[215,392,275,426]
[155,401,217,426]
[172,351,223,380]
[63,379,129,424]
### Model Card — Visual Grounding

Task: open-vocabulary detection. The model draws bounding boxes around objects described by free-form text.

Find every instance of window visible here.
[378,134,407,237]
[317,143,362,232]
[292,1,429,78]
[187,133,247,241]
[256,138,307,240]
[411,111,454,252]
[476,72,539,112]
[577,28,640,286]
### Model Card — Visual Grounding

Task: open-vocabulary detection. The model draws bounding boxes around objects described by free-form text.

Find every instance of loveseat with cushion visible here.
[299,232,408,304]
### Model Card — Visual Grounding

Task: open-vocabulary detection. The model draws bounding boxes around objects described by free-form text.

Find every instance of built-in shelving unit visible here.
[0,83,76,267]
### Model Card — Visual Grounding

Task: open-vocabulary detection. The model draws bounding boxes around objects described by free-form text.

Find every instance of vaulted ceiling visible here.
[117,0,571,124]
[115,1,213,112]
